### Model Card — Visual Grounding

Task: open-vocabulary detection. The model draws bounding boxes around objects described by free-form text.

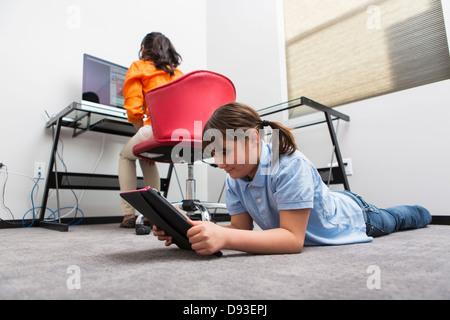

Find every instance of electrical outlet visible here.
[328,158,353,176]
[34,162,46,179]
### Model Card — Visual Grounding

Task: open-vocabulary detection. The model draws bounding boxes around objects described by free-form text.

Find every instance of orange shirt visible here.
[123,59,183,125]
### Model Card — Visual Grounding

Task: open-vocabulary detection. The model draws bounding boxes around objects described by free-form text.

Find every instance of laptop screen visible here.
[82,54,128,109]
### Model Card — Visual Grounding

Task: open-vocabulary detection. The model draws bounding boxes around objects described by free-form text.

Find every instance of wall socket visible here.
[34,162,46,179]
[328,158,353,176]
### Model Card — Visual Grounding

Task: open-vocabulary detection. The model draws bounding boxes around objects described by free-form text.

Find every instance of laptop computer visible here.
[81,54,128,119]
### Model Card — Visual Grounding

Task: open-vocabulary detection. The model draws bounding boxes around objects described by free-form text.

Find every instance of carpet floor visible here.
[1,223,449,300]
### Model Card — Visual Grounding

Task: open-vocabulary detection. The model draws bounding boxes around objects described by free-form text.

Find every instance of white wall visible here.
[206,0,287,108]
[0,0,207,221]
[295,80,450,216]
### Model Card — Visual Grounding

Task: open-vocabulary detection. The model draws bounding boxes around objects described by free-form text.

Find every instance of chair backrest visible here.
[146,70,236,146]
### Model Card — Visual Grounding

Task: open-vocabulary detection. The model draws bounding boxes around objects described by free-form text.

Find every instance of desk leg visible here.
[325,113,351,192]
[39,118,69,231]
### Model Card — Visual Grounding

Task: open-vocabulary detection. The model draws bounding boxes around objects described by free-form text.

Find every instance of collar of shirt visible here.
[236,142,272,189]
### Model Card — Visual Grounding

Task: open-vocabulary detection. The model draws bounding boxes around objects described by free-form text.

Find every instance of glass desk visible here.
[45,101,136,137]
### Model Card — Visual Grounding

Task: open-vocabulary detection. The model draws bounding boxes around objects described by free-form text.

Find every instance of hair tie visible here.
[262,120,270,127]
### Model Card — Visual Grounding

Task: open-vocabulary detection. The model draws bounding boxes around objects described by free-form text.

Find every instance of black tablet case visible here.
[120,187,193,250]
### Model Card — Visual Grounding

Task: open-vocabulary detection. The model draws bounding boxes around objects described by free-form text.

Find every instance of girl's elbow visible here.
[282,232,305,254]
[296,243,305,254]
[289,240,304,254]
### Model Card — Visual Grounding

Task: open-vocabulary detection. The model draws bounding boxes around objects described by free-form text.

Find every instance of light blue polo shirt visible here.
[225,143,373,246]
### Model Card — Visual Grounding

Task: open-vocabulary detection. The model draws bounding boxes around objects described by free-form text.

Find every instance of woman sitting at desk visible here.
[119,32,184,228]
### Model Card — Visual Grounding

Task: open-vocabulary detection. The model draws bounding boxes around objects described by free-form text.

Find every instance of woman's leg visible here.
[119,134,141,225]
[139,159,160,191]
[119,126,160,227]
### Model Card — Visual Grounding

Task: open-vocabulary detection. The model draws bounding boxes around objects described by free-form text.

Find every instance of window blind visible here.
[284,0,450,117]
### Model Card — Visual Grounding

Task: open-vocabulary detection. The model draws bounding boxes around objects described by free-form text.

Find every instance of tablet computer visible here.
[120,187,193,250]
[120,187,222,257]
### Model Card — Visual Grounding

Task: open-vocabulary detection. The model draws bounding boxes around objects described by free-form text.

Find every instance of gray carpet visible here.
[1,223,449,300]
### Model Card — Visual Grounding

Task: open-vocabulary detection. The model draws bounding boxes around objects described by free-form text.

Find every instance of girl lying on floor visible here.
[153,102,431,255]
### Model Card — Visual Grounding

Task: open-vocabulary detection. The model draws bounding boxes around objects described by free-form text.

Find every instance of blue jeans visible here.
[338,191,432,237]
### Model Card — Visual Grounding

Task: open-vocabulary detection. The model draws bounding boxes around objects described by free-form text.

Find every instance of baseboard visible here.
[0,216,123,229]
[2,215,446,229]
[430,216,450,225]
[0,219,27,229]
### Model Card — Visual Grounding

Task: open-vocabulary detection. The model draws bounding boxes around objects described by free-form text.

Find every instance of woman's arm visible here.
[132,120,144,131]
[123,62,146,125]
[187,209,310,255]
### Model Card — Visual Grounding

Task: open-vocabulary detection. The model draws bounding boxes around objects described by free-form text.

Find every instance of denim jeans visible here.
[337,191,432,237]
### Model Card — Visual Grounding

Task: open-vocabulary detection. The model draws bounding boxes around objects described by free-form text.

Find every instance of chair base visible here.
[172,201,230,223]
[169,163,230,223]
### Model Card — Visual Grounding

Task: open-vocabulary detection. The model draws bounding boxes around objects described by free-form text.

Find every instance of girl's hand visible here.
[152,205,188,246]
[187,221,226,256]
[152,225,173,246]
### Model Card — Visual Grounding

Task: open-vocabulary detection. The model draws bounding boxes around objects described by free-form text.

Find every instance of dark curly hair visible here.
[139,32,182,76]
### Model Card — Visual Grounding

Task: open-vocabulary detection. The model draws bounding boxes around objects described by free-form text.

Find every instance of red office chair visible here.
[132,70,236,221]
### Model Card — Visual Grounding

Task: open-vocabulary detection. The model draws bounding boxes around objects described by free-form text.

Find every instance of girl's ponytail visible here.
[259,120,297,156]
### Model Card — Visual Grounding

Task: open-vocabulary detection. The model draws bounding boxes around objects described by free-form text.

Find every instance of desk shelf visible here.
[48,172,145,190]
